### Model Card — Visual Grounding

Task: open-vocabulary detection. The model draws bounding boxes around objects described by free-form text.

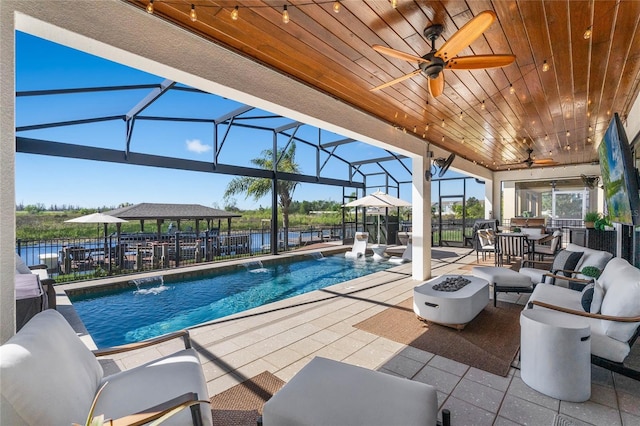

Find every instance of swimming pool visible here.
[70,254,394,348]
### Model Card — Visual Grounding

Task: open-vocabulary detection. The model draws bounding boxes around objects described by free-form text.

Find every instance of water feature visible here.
[242,260,269,273]
[130,276,170,296]
[70,254,394,348]
[308,252,325,260]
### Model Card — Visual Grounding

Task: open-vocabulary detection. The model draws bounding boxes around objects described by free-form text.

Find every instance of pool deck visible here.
[57,245,640,425]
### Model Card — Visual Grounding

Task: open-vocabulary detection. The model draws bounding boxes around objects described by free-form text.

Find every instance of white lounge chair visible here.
[345,232,369,258]
[388,240,412,263]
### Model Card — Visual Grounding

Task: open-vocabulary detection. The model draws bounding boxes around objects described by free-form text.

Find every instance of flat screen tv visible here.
[597,113,640,225]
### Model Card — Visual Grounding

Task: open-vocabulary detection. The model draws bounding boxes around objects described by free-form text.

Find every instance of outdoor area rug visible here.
[354,298,522,376]
[210,371,285,426]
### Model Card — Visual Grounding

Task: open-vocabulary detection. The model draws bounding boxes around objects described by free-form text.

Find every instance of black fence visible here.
[16,224,347,283]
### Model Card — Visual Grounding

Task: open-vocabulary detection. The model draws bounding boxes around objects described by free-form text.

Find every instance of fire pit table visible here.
[413,275,489,329]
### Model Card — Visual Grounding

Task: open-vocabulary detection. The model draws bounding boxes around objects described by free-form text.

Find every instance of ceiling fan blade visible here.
[370,69,422,91]
[435,10,496,61]
[428,73,444,97]
[445,54,516,70]
[373,45,430,64]
[533,159,557,164]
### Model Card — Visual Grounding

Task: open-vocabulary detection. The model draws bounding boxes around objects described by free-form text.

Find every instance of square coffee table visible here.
[413,275,489,329]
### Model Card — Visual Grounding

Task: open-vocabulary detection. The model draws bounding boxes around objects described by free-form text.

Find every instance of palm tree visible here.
[224,142,300,248]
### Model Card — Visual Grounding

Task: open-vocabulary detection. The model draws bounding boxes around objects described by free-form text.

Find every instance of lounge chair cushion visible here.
[0,310,103,426]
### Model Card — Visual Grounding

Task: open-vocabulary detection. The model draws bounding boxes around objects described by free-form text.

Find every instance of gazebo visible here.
[104,203,241,239]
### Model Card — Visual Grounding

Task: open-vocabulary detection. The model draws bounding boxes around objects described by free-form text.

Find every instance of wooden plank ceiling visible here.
[126,0,640,171]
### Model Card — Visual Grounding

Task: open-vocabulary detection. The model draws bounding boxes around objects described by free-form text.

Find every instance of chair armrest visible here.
[93,330,191,357]
[106,392,210,426]
[40,278,56,286]
[530,300,640,322]
[521,259,553,269]
[28,264,49,271]
[543,273,593,284]
[536,235,554,244]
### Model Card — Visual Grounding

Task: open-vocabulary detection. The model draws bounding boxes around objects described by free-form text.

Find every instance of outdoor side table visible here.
[520,309,591,402]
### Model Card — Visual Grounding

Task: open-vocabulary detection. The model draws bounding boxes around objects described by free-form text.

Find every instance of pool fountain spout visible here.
[130,276,169,295]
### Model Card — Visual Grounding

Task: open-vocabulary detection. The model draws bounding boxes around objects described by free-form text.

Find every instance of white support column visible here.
[0,7,16,342]
[412,155,431,281]
[484,177,494,219]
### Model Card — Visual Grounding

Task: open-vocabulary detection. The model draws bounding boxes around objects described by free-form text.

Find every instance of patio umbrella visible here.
[65,212,128,269]
[344,190,411,243]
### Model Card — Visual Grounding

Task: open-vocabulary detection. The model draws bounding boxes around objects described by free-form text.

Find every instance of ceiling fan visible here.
[505,148,557,168]
[370,10,515,97]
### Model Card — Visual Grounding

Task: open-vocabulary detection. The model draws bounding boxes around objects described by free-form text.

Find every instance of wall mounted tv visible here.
[597,113,640,225]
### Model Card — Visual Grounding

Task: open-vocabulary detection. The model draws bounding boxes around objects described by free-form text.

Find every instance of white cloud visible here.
[186,139,212,154]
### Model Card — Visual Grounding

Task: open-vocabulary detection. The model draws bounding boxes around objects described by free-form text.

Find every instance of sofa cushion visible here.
[581,283,594,312]
[0,310,103,426]
[565,243,613,280]
[599,259,640,342]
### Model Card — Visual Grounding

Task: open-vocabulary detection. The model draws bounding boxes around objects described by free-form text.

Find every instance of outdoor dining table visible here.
[495,232,549,266]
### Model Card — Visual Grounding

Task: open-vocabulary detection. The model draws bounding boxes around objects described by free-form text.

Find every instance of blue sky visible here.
[15,31,484,210]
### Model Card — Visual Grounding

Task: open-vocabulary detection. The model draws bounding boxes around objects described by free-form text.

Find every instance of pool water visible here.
[70,254,394,348]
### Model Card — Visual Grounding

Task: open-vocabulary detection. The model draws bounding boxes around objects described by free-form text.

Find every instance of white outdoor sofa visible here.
[1,309,211,425]
[525,257,640,380]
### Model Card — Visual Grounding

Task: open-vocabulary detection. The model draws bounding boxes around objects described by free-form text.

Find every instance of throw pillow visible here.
[590,279,604,314]
[581,283,595,312]
[551,250,584,276]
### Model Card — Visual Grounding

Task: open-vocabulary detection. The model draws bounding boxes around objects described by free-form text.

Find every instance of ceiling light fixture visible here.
[333,1,340,13]
[583,26,592,39]
[231,5,239,20]
[441,136,445,142]
[481,100,486,110]
[509,84,515,95]
[146,0,154,14]
[391,0,398,9]
[545,134,549,141]
[190,4,197,21]
[441,119,445,127]
[566,130,570,137]
[459,111,464,120]
[588,125,593,132]
[542,60,550,72]
[282,5,290,23]
[425,124,429,131]
[413,125,417,133]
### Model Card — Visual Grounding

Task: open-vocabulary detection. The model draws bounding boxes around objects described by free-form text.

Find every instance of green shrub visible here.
[584,211,601,222]
[581,266,601,278]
